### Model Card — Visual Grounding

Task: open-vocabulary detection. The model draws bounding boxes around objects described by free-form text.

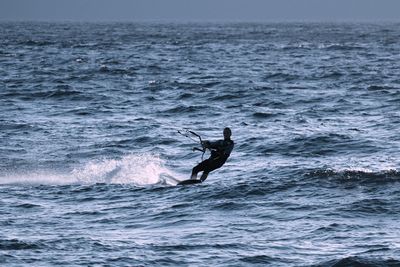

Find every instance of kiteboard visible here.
[177,179,202,186]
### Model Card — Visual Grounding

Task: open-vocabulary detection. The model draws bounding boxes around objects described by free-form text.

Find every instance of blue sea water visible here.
[1,22,400,266]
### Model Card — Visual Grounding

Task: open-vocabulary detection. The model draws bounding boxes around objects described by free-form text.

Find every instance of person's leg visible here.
[200,160,224,182]
[200,171,209,182]
[191,160,209,179]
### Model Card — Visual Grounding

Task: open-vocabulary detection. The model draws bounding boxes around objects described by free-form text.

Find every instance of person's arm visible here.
[201,140,223,149]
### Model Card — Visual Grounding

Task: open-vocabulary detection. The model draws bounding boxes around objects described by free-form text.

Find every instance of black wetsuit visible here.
[191,138,234,181]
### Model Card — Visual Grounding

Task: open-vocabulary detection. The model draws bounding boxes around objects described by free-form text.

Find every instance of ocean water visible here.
[1,22,400,266]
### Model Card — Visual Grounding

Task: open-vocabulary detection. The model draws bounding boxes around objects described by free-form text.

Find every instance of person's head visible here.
[223,127,232,139]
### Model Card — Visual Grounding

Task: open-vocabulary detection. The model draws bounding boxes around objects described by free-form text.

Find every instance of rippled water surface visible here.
[1,22,400,266]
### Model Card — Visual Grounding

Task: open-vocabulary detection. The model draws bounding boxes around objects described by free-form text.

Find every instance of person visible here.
[191,127,234,182]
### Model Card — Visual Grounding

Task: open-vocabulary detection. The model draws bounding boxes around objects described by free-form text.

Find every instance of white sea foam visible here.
[0,154,182,186]
[72,153,181,185]
[0,171,75,185]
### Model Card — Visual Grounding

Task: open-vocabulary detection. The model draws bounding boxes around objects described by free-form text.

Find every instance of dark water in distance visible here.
[1,22,400,266]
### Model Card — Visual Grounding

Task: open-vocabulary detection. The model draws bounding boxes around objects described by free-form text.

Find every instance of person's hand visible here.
[201,141,210,148]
